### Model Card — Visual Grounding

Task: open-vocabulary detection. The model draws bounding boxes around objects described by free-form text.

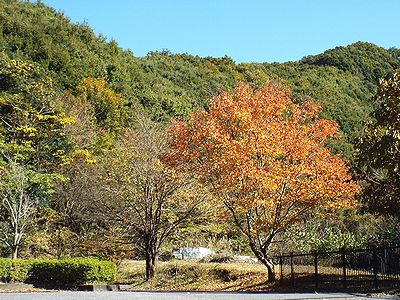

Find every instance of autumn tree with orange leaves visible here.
[166,83,359,281]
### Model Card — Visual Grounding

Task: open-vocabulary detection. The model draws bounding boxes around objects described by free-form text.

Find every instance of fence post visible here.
[314,252,319,290]
[279,256,283,283]
[341,248,347,289]
[373,246,378,291]
[290,252,295,288]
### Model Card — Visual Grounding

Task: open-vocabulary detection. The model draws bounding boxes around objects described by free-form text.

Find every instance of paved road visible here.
[0,292,399,300]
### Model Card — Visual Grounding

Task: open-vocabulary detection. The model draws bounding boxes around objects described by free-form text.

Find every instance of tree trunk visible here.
[145,251,157,280]
[11,245,18,260]
[256,253,275,282]
[265,260,276,282]
[248,241,276,282]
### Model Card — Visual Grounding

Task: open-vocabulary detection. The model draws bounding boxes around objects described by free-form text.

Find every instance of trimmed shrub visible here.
[0,258,116,285]
[28,258,117,285]
[0,259,32,283]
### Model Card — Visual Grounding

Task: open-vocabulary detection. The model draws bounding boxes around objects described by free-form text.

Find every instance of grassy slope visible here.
[117,260,273,291]
[117,259,399,292]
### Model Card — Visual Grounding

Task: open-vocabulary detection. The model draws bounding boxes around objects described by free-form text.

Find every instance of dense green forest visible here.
[1,1,399,143]
[0,0,399,282]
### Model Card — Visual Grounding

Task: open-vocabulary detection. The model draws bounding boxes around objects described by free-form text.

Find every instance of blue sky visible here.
[42,0,400,63]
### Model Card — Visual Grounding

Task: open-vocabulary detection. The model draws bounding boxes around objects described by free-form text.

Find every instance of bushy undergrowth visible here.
[0,258,116,285]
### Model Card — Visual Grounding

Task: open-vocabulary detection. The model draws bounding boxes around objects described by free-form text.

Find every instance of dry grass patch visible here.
[117,259,276,291]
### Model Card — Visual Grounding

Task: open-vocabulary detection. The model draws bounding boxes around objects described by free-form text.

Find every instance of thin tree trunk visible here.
[151,254,157,277]
[12,245,18,260]
[12,230,20,260]
[145,249,157,280]
[144,235,155,280]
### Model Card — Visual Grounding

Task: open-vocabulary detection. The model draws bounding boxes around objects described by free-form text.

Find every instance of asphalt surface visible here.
[0,292,399,300]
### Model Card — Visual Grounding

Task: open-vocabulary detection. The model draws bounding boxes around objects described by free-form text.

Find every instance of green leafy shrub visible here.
[28,258,117,285]
[0,258,116,285]
[283,223,370,254]
[0,259,32,283]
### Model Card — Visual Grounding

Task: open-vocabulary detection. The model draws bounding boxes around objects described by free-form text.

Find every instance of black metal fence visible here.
[277,246,400,290]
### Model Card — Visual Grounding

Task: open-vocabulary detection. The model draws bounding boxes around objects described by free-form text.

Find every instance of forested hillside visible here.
[1,0,399,148]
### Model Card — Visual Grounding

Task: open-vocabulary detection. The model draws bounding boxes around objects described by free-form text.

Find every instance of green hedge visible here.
[28,258,117,285]
[0,258,116,285]
[0,259,32,283]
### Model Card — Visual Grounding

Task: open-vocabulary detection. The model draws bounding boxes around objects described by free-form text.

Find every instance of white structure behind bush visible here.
[172,247,215,259]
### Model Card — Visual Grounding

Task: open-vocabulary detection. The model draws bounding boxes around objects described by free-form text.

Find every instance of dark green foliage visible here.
[356,72,400,217]
[2,0,398,139]
[135,52,239,121]
[0,258,117,286]
[28,258,117,285]
[0,0,130,91]
[301,42,400,85]
[0,0,237,122]
[0,258,116,284]
[0,259,32,283]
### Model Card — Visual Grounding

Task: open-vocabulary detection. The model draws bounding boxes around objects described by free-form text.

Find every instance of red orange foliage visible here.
[166,83,359,279]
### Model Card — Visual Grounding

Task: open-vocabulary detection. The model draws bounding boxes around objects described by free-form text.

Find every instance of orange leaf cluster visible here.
[166,83,359,231]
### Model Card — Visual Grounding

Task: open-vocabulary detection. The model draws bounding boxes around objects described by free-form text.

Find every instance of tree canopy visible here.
[357,72,400,217]
[166,83,359,280]
[0,52,73,169]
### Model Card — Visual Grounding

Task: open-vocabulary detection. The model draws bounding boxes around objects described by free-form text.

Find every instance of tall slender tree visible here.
[0,160,38,259]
